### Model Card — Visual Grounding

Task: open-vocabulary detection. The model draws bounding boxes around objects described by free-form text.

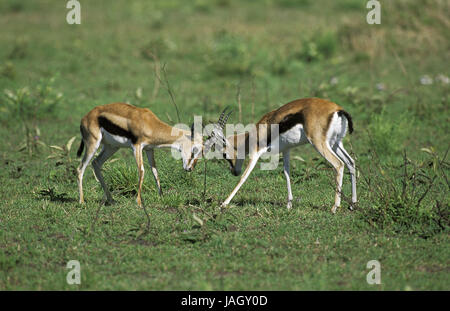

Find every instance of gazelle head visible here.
[188,108,242,176]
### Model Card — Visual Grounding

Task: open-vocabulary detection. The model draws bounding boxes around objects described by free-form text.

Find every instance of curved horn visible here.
[217,107,229,126]
[203,107,232,155]
[221,110,233,129]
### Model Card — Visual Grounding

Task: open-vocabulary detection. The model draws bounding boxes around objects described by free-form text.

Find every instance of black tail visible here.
[338,110,353,134]
[77,140,84,157]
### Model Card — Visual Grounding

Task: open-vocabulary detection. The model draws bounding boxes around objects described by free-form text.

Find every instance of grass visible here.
[0,0,449,290]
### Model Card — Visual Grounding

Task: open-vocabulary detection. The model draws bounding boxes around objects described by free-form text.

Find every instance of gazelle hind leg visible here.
[313,140,344,214]
[92,144,119,205]
[222,147,268,208]
[145,149,163,196]
[77,136,102,204]
[335,142,357,208]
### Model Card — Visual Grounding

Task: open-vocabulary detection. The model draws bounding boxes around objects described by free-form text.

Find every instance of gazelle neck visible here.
[152,120,190,148]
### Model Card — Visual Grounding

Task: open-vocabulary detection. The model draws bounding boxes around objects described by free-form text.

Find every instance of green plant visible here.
[141,37,177,59]
[47,136,78,181]
[298,31,338,62]
[206,31,254,76]
[103,161,153,197]
[17,126,47,157]
[360,147,449,237]
[267,50,291,76]
[2,77,63,156]
[1,62,16,79]
[2,88,44,156]
[8,37,28,59]
[2,77,63,122]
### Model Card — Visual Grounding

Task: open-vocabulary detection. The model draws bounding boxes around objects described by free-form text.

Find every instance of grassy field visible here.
[0,0,449,290]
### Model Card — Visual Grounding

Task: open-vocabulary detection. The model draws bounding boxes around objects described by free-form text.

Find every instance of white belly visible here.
[101,128,133,148]
[269,124,309,154]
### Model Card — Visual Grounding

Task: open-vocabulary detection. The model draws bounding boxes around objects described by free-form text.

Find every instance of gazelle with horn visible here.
[76,102,203,207]
[194,97,357,213]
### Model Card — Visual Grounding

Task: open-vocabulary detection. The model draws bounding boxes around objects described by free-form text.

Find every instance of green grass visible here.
[0,0,449,290]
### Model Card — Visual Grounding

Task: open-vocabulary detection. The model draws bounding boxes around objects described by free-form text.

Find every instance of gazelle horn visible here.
[220,110,233,129]
[217,107,229,128]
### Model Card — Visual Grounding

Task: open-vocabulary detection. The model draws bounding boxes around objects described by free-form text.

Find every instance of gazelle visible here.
[76,102,203,207]
[193,97,357,213]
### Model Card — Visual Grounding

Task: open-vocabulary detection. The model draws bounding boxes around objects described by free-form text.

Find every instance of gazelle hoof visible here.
[287,201,292,210]
[105,199,117,206]
[331,206,338,214]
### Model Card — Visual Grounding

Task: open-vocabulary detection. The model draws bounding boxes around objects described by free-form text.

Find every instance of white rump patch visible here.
[326,112,347,148]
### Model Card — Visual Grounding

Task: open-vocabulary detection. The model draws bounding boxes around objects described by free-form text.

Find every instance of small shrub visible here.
[2,77,63,156]
[2,77,63,122]
[268,50,291,76]
[47,136,78,182]
[0,0,36,13]
[141,37,177,59]
[8,37,28,60]
[149,11,164,29]
[359,147,449,237]
[104,162,153,197]
[1,62,16,79]
[297,31,338,62]
[206,31,254,76]
[316,31,338,59]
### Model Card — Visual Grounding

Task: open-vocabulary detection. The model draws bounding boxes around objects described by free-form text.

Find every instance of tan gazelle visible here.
[76,102,203,207]
[192,98,356,213]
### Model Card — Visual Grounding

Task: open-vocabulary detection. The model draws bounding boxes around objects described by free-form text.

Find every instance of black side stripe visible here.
[98,116,138,144]
[279,112,304,134]
[257,112,305,148]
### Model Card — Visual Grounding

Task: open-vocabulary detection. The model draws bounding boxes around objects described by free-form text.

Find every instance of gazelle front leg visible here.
[283,150,293,209]
[145,149,163,196]
[221,147,268,208]
[133,144,145,207]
